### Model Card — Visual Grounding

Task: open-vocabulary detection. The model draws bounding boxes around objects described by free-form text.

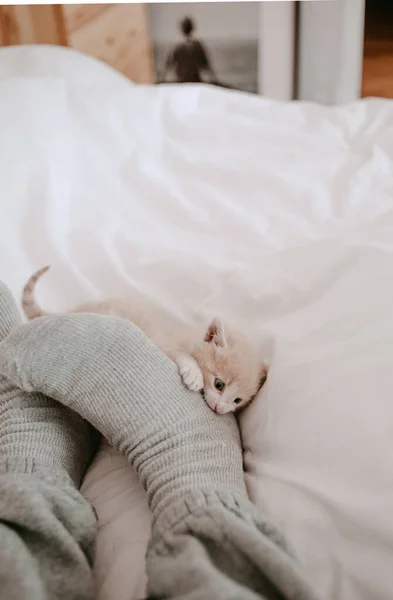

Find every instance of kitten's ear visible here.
[204,318,227,347]
[258,362,269,390]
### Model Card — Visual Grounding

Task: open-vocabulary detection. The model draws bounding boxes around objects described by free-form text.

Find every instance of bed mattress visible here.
[1,44,393,600]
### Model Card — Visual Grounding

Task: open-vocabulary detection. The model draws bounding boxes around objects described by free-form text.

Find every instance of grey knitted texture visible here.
[0,284,96,487]
[0,312,248,521]
[0,285,319,600]
[0,282,97,600]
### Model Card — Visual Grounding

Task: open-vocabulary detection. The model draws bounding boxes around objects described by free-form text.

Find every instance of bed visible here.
[1,44,393,600]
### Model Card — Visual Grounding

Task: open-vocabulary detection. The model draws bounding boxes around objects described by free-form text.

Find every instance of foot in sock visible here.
[0,284,318,600]
[0,307,247,516]
[0,281,98,600]
[0,282,96,486]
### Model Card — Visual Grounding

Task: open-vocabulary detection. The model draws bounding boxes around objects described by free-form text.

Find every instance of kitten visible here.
[22,266,267,414]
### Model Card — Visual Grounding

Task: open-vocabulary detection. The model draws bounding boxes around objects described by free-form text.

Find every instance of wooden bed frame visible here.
[0,4,155,84]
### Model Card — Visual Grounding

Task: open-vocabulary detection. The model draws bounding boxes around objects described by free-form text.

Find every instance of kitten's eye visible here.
[234,398,242,405]
[214,378,225,391]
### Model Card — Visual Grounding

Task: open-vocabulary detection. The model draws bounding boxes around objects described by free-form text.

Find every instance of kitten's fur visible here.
[22,266,267,414]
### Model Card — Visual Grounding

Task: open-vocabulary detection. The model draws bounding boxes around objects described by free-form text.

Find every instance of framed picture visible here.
[148,1,296,100]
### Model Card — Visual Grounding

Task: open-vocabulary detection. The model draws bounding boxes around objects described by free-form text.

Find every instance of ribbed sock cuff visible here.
[151,489,260,539]
[0,456,77,485]
[0,419,98,488]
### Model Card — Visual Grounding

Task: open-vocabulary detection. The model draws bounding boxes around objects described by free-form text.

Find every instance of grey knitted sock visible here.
[0,282,96,487]
[0,310,248,520]
[0,284,21,340]
[0,299,319,600]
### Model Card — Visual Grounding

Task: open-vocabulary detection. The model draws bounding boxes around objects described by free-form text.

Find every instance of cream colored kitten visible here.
[22,266,267,414]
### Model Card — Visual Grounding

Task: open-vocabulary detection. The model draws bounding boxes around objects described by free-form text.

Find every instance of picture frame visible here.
[148,1,296,101]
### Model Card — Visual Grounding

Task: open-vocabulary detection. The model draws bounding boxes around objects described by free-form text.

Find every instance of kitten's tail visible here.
[21,265,52,320]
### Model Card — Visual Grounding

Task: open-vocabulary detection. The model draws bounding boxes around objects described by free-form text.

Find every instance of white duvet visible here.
[1,44,393,600]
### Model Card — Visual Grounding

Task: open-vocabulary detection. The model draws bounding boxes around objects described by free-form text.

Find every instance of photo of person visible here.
[162,16,218,85]
[149,2,259,94]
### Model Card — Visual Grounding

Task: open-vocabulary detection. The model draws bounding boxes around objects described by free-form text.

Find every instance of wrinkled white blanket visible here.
[1,44,393,600]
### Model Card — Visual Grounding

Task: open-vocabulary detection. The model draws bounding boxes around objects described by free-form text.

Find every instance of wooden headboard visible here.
[0,4,155,83]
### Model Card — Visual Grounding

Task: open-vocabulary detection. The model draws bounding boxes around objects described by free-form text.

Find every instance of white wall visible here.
[298,0,366,104]
[258,1,295,100]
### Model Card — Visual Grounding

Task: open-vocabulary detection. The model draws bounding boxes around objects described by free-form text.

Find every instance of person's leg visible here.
[0,296,319,600]
[0,282,98,600]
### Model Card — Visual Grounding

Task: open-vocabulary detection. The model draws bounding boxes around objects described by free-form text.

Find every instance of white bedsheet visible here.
[1,44,393,600]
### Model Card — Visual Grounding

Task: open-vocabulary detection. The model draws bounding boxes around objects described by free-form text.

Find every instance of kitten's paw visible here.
[179,364,204,392]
